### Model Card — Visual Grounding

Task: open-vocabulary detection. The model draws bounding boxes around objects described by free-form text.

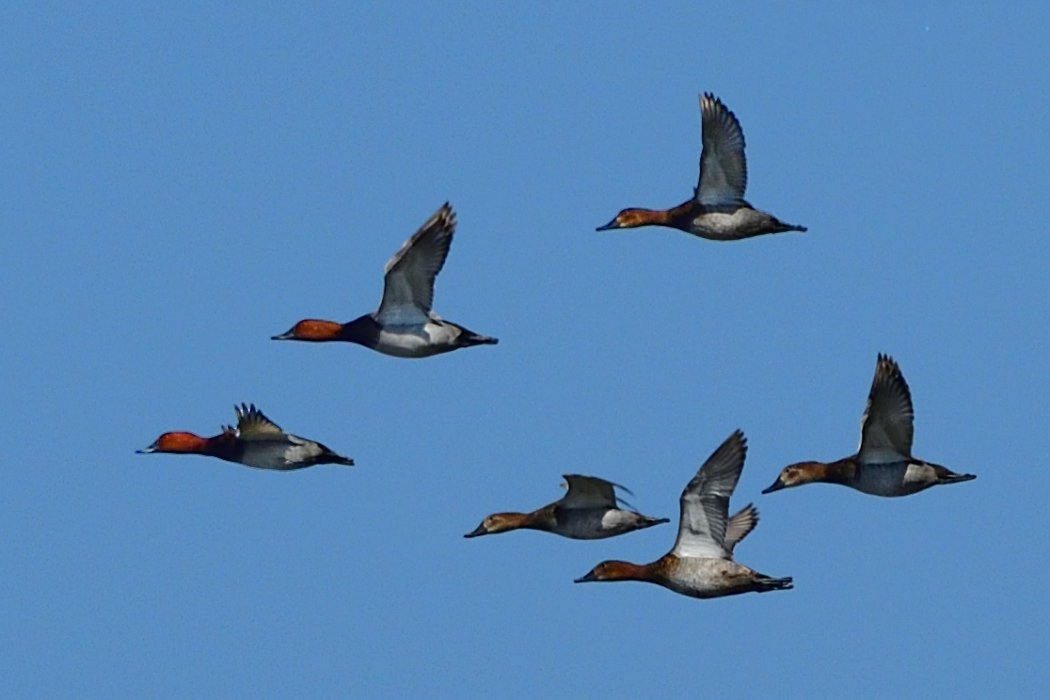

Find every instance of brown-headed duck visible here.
[138,404,354,470]
[576,431,793,599]
[273,203,497,358]
[465,474,669,540]
[763,354,975,497]
[597,93,806,240]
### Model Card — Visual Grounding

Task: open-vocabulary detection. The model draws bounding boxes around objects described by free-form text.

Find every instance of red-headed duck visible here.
[575,431,793,599]
[464,474,669,540]
[137,404,354,470]
[272,203,497,358]
[763,354,975,497]
[597,93,806,240]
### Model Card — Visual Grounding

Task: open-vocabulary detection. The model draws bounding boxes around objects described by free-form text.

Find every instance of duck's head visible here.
[271,319,344,342]
[463,512,529,538]
[137,432,208,455]
[762,462,823,494]
[574,560,645,583]
[596,208,657,231]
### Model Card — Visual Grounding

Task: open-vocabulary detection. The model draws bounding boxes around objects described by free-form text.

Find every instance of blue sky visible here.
[2,2,1048,697]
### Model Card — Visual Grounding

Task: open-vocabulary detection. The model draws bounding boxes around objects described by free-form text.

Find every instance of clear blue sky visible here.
[3,2,1048,698]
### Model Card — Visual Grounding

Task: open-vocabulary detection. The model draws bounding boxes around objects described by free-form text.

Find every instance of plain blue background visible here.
[3,2,1048,697]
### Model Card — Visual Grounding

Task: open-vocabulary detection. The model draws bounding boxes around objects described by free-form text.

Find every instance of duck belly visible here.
[663,559,757,599]
[691,209,771,240]
[374,323,457,358]
[553,509,620,540]
[852,462,933,497]
[238,441,299,470]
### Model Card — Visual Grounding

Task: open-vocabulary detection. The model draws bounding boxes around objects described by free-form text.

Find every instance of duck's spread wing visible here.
[857,354,915,463]
[234,403,285,441]
[672,430,747,560]
[695,93,748,207]
[376,203,455,326]
[559,474,628,509]
[723,503,759,555]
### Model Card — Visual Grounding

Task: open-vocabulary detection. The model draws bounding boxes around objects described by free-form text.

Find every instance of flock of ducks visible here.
[138,93,975,600]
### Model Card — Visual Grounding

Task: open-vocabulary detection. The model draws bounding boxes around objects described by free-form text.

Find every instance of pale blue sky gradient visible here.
[2,2,1048,698]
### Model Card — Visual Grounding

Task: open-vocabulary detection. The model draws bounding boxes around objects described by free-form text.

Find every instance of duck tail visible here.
[777,221,807,233]
[459,330,499,347]
[928,462,976,486]
[939,471,976,485]
[753,574,794,593]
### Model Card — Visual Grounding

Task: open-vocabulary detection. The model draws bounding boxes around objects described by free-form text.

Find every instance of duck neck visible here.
[341,315,381,348]
[819,459,857,485]
[665,200,699,229]
[604,559,658,583]
[632,207,678,227]
[201,430,243,462]
[521,506,557,533]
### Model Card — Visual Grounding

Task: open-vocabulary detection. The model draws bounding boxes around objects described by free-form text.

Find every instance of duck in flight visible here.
[575,431,793,599]
[465,474,669,540]
[597,93,806,241]
[763,355,976,497]
[137,404,355,470]
[273,203,497,358]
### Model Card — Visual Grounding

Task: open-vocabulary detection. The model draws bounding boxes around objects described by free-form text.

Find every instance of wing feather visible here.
[724,503,759,556]
[695,93,748,207]
[559,474,624,509]
[376,203,455,325]
[857,354,915,463]
[235,404,285,441]
[672,430,747,560]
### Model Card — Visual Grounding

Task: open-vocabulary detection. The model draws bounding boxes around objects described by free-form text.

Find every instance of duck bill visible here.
[595,218,619,232]
[761,478,786,495]
[271,329,295,340]
[463,524,488,538]
[574,570,600,583]
[136,443,159,454]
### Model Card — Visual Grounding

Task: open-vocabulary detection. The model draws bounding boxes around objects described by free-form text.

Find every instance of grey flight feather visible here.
[376,203,456,325]
[696,93,748,207]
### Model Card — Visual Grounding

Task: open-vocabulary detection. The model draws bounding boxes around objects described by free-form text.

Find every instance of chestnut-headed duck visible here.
[597,93,806,241]
[464,474,669,540]
[272,203,497,358]
[137,404,354,470]
[575,431,793,599]
[763,354,975,498]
